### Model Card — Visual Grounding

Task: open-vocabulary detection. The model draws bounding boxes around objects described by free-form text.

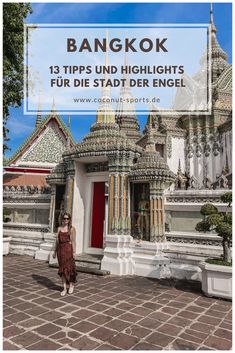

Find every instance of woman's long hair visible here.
[61,212,72,234]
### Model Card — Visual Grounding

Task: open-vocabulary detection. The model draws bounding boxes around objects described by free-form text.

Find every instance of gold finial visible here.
[147,101,156,126]
[210,1,216,33]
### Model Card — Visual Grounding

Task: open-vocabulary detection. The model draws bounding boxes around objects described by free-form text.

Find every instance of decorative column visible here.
[124,174,131,235]
[108,173,114,234]
[65,160,75,218]
[103,155,135,276]
[187,117,194,179]
[48,184,56,233]
[108,154,134,236]
[203,116,212,187]
[112,173,119,234]
[119,173,124,232]
[149,181,165,242]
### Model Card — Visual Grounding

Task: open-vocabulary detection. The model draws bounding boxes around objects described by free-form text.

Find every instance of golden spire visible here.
[210,1,217,33]
[35,93,42,128]
[147,101,155,126]
[68,113,71,130]
[96,28,115,124]
[105,29,109,68]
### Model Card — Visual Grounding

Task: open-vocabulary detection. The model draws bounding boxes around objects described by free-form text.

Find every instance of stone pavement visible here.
[3,255,232,351]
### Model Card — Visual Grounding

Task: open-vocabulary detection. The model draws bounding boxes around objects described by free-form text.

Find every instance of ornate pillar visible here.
[187,117,194,178]
[203,116,212,187]
[108,154,134,235]
[119,173,124,232]
[108,173,114,234]
[112,173,119,234]
[66,176,74,215]
[149,181,165,242]
[124,174,131,235]
[65,160,75,218]
[48,184,56,233]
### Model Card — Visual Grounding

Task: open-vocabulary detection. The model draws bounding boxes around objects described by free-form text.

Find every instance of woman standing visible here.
[53,212,77,296]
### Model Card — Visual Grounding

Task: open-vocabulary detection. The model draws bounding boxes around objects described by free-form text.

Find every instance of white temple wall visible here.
[167,137,185,173]
[73,164,109,255]
[73,162,87,254]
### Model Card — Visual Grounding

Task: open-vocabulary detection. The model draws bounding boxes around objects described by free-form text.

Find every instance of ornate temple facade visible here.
[3,8,232,279]
[3,108,75,256]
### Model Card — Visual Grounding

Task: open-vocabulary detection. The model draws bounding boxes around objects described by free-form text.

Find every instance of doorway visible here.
[91,182,106,248]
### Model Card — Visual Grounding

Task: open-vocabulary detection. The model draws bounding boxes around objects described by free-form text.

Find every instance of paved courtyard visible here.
[3,255,232,350]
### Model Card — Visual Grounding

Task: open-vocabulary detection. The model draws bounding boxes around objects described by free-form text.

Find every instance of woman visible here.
[53,212,77,296]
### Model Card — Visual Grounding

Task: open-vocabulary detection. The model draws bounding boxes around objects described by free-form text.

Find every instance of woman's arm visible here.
[71,227,76,259]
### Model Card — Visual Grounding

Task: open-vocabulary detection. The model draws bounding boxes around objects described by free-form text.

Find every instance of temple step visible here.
[49,253,110,276]
[75,254,110,276]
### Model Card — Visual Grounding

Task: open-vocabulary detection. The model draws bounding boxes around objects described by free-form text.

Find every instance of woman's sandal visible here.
[68,285,74,294]
[60,289,67,296]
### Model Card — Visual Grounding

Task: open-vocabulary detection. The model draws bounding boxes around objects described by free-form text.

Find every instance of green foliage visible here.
[224,213,232,225]
[195,220,211,232]
[207,213,224,227]
[200,203,218,216]
[221,192,232,207]
[3,207,11,223]
[206,258,232,267]
[216,222,232,238]
[3,3,32,153]
[196,192,232,263]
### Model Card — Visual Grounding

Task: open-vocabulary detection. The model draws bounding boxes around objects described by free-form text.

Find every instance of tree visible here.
[196,192,232,263]
[3,3,32,153]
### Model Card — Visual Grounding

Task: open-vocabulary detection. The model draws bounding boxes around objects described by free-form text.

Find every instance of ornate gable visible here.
[6,114,76,168]
[19,121,67,164]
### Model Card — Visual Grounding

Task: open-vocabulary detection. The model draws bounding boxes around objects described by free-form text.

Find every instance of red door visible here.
[91,182,105,248]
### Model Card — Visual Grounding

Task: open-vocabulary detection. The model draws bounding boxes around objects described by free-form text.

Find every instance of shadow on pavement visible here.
[147,277,202,294]
[32,274,62,291]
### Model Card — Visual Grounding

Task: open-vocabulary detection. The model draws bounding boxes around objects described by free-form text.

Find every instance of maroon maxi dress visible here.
[56,230,77,284]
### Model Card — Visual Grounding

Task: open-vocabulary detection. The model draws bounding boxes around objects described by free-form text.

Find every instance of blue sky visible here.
[5,2,232,158]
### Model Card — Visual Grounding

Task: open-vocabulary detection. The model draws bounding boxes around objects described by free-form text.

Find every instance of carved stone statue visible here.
[176,160,187,190]
[203,176,212,189]
[136,193,150,240]
[58,195,65,226]
[188,175,199,189]
[219,174,229,189]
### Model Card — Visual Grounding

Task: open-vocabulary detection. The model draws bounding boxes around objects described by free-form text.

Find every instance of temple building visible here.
[3,105,75,255]
[3,7,232,279]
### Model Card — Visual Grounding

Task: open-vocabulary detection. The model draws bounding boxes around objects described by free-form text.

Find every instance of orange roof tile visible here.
[3,174,48,187]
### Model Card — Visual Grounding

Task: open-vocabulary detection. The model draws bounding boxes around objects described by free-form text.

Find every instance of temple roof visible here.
[65,122,142,160]
[215,65,232,92]
[115,56,142,141]
[5,113,76,169]
[3,173,47,187]
[209,3,229,82]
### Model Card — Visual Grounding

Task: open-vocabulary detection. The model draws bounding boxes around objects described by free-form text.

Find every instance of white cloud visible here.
[8,117,34,137]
